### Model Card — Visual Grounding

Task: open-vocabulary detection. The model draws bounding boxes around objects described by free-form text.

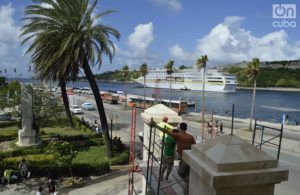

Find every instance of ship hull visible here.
[134,68,237,93]
[135,80,236,92]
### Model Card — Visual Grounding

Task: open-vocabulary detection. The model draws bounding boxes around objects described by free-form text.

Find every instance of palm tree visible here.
[59,80,74,127]
[26,39,76,127]
[139,63,148,109]
[247,58,260,131]
[21,0,120,158]
[196,55,208,140]
[122,65,129,108]
[164,60,174,106]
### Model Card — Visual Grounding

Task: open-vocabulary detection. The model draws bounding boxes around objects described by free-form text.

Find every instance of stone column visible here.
[140,104,182,194]
[183,134,289,195]
[17,83,37,146]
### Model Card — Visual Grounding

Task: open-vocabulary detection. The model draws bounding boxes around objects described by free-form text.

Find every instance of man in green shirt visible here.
[160,129,178,181]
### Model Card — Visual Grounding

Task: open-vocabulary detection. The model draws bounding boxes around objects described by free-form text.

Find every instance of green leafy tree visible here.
[46,140,77,180]
[246,58,260,131]
[32,89,64,135]
[139,63,148,108]
[0,76,6,87]
[179,65,187,70]
[21,0,120,158]
[164,60,174,106]
[122,65,129,108]
[0,81,21,113]
[196,55,208,139]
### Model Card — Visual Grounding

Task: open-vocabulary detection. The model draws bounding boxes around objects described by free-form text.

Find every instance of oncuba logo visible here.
[272,4,296,28]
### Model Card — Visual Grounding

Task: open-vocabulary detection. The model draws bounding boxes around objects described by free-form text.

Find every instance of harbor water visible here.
[8,78,300,124]
[72,81,300,124]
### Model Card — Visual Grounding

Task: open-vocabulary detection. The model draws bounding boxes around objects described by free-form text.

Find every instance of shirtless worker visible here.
[159,122,196,195]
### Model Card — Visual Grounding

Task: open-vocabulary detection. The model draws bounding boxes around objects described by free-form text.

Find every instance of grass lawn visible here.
[1,116,128,177]
[73,146,129,166]
[73,146,108,165]
[0,126,18,135]
[41,117,96,137]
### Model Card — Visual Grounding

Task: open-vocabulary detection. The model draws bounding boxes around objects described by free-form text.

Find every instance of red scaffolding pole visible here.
[128,106,140,195]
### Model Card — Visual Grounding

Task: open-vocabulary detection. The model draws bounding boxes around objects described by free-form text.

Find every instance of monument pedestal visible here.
[183,134,289,195]
[18,129,37,146]
[17,83,38,147]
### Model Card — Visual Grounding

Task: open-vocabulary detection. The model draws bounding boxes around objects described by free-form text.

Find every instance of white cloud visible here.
[127,23,154,55]
[114,22,162,69]
[0,3,20,55]
[168,44,192,61]
[149,0,182,12]
[40,0,57,8]
[169,16,300,65]
[0,3,24,75]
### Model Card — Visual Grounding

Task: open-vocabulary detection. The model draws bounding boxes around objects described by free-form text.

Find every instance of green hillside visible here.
[81,66,300,88]
[81,70,141,81]
[226,67,300,88]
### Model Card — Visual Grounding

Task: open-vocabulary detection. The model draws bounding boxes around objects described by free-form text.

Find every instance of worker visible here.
[157,116,175,138]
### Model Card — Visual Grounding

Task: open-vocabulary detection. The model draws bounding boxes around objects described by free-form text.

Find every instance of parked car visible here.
[70,105,83,114]
[81,102,95,110]
[0,113,12,121]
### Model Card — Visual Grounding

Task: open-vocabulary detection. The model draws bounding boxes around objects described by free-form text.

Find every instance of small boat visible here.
[179,97,195,106]
[128,95,188,114]
[180,86,190,91]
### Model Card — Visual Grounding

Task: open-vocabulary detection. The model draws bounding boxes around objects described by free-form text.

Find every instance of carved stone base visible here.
[17,129,39,147]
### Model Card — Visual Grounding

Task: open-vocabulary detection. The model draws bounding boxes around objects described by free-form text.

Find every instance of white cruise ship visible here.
[134,68,238,92]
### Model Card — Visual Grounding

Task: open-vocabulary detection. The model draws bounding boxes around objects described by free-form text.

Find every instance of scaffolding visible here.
[128,106,141,195]
[143,119,186,194]
[128,110,186,194]
[128,104,236,194]
[252,119,284,160]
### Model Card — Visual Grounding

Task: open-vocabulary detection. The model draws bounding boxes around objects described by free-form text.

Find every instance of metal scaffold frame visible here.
[144,119,185,195]
[252,119,284,160]
[128,106,141,195]
[128,104,236,194]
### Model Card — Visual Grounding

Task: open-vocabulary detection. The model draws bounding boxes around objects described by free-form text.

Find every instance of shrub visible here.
[0,154,110,177]
[0,148,43,160]
[0,134,17,142]
[1,154,55,168]
[70,138,104,148]
[71,162,110,177]
[0,121,19,128]
[111,150,129,165]
[47,133,101,141]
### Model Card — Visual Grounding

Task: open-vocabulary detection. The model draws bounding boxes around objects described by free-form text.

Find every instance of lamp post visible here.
[109,114,114,142]
[109,114,119,143]
[114,114,118,130]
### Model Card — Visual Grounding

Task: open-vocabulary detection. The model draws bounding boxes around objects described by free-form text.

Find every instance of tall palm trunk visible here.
[249,79,257,131]
[125,80,128,108]
[169,76,172,106]
[83,62,112,158]
[143,76,146,109]
[59,80,74,127]
[201,67,206,140]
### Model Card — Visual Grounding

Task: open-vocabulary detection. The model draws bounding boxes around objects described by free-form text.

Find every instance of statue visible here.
[17,83,37,146]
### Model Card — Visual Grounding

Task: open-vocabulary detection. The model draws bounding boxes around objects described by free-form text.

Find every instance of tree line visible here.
[226,67,300,88]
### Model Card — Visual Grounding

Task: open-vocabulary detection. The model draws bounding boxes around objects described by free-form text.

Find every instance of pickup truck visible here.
[70,105,83,114]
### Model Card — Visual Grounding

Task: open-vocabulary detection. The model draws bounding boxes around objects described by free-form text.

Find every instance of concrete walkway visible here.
[67,172,143,195]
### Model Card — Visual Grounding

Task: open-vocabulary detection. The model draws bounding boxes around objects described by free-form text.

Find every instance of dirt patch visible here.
[0,141,13,151]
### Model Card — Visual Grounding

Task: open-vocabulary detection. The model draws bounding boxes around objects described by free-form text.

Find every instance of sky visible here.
[0,0,299,78]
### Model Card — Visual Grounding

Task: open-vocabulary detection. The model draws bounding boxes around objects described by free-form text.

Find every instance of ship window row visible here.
[207,77,222,79]
[145,79,184,84]
[209,83,224,86]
